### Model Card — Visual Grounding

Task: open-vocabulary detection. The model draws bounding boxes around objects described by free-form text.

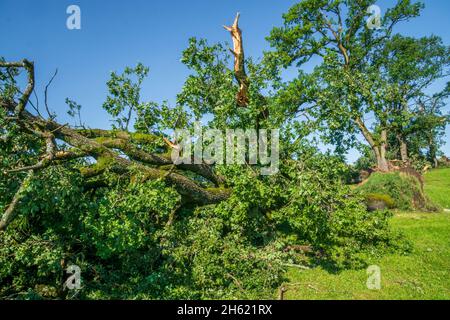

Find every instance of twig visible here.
[31,89,43,118]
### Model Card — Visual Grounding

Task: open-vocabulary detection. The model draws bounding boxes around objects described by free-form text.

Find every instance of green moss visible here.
[79,156,114,177]
[130,132,161,145]
[365,193,396,209]
[159,165,176,171]
[78,129,162,145]
[206,187,230,195]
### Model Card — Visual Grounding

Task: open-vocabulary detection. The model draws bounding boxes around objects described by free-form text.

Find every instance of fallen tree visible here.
[0,87,229,231]
[0,13,410,300]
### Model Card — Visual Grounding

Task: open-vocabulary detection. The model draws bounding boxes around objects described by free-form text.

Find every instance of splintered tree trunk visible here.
[224,13,250,107]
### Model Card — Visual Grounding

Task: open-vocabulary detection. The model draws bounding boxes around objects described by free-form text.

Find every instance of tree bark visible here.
[375,146,390,172]
[428,135,438,168]
[355,118,390,172]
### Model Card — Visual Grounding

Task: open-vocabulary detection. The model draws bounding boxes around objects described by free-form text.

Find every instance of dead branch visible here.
[78,131,225,186]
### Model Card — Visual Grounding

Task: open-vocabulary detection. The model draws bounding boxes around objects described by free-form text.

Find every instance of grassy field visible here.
[424,168,450,209]
[283,168,450,300]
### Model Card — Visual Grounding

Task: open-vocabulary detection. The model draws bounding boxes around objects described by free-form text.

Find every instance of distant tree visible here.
[377,35,449,165]
[408,87,449,167]
[267,0,426,171]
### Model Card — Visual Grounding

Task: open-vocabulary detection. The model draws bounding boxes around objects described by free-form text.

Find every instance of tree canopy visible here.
[267,0,448,171]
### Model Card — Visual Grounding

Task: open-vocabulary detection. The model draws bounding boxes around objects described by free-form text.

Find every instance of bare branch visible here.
[44,69,58,119]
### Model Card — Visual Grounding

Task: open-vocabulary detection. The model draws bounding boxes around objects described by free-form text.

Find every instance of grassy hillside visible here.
[283,168,450,300]
[424,168,450,209]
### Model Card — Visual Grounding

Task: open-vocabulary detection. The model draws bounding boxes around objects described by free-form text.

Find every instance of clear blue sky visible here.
[1,0,449,162]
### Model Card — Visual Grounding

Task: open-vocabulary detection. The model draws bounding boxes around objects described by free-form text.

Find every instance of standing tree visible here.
[378,35,449,165]
[405,87,450,168]
[267,0,425,171]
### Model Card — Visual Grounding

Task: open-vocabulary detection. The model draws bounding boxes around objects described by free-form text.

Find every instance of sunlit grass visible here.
[424,168,450,209]
[282,211,450,300]
[282,168,450,300]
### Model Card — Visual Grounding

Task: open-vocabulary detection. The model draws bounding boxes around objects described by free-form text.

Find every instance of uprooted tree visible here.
[0,9,420,299]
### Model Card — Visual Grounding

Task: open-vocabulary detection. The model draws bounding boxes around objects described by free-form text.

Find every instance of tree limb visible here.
[0,171,34,231]
[0,60,35,116]
[1,99,229,205]
[44,69,58,119]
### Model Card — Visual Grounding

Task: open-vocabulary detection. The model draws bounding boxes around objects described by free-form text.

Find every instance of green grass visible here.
[424,168,450,209]
[283,168,450,300]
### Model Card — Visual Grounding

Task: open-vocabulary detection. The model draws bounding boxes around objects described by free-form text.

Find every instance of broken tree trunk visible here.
[224,13,250,107]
